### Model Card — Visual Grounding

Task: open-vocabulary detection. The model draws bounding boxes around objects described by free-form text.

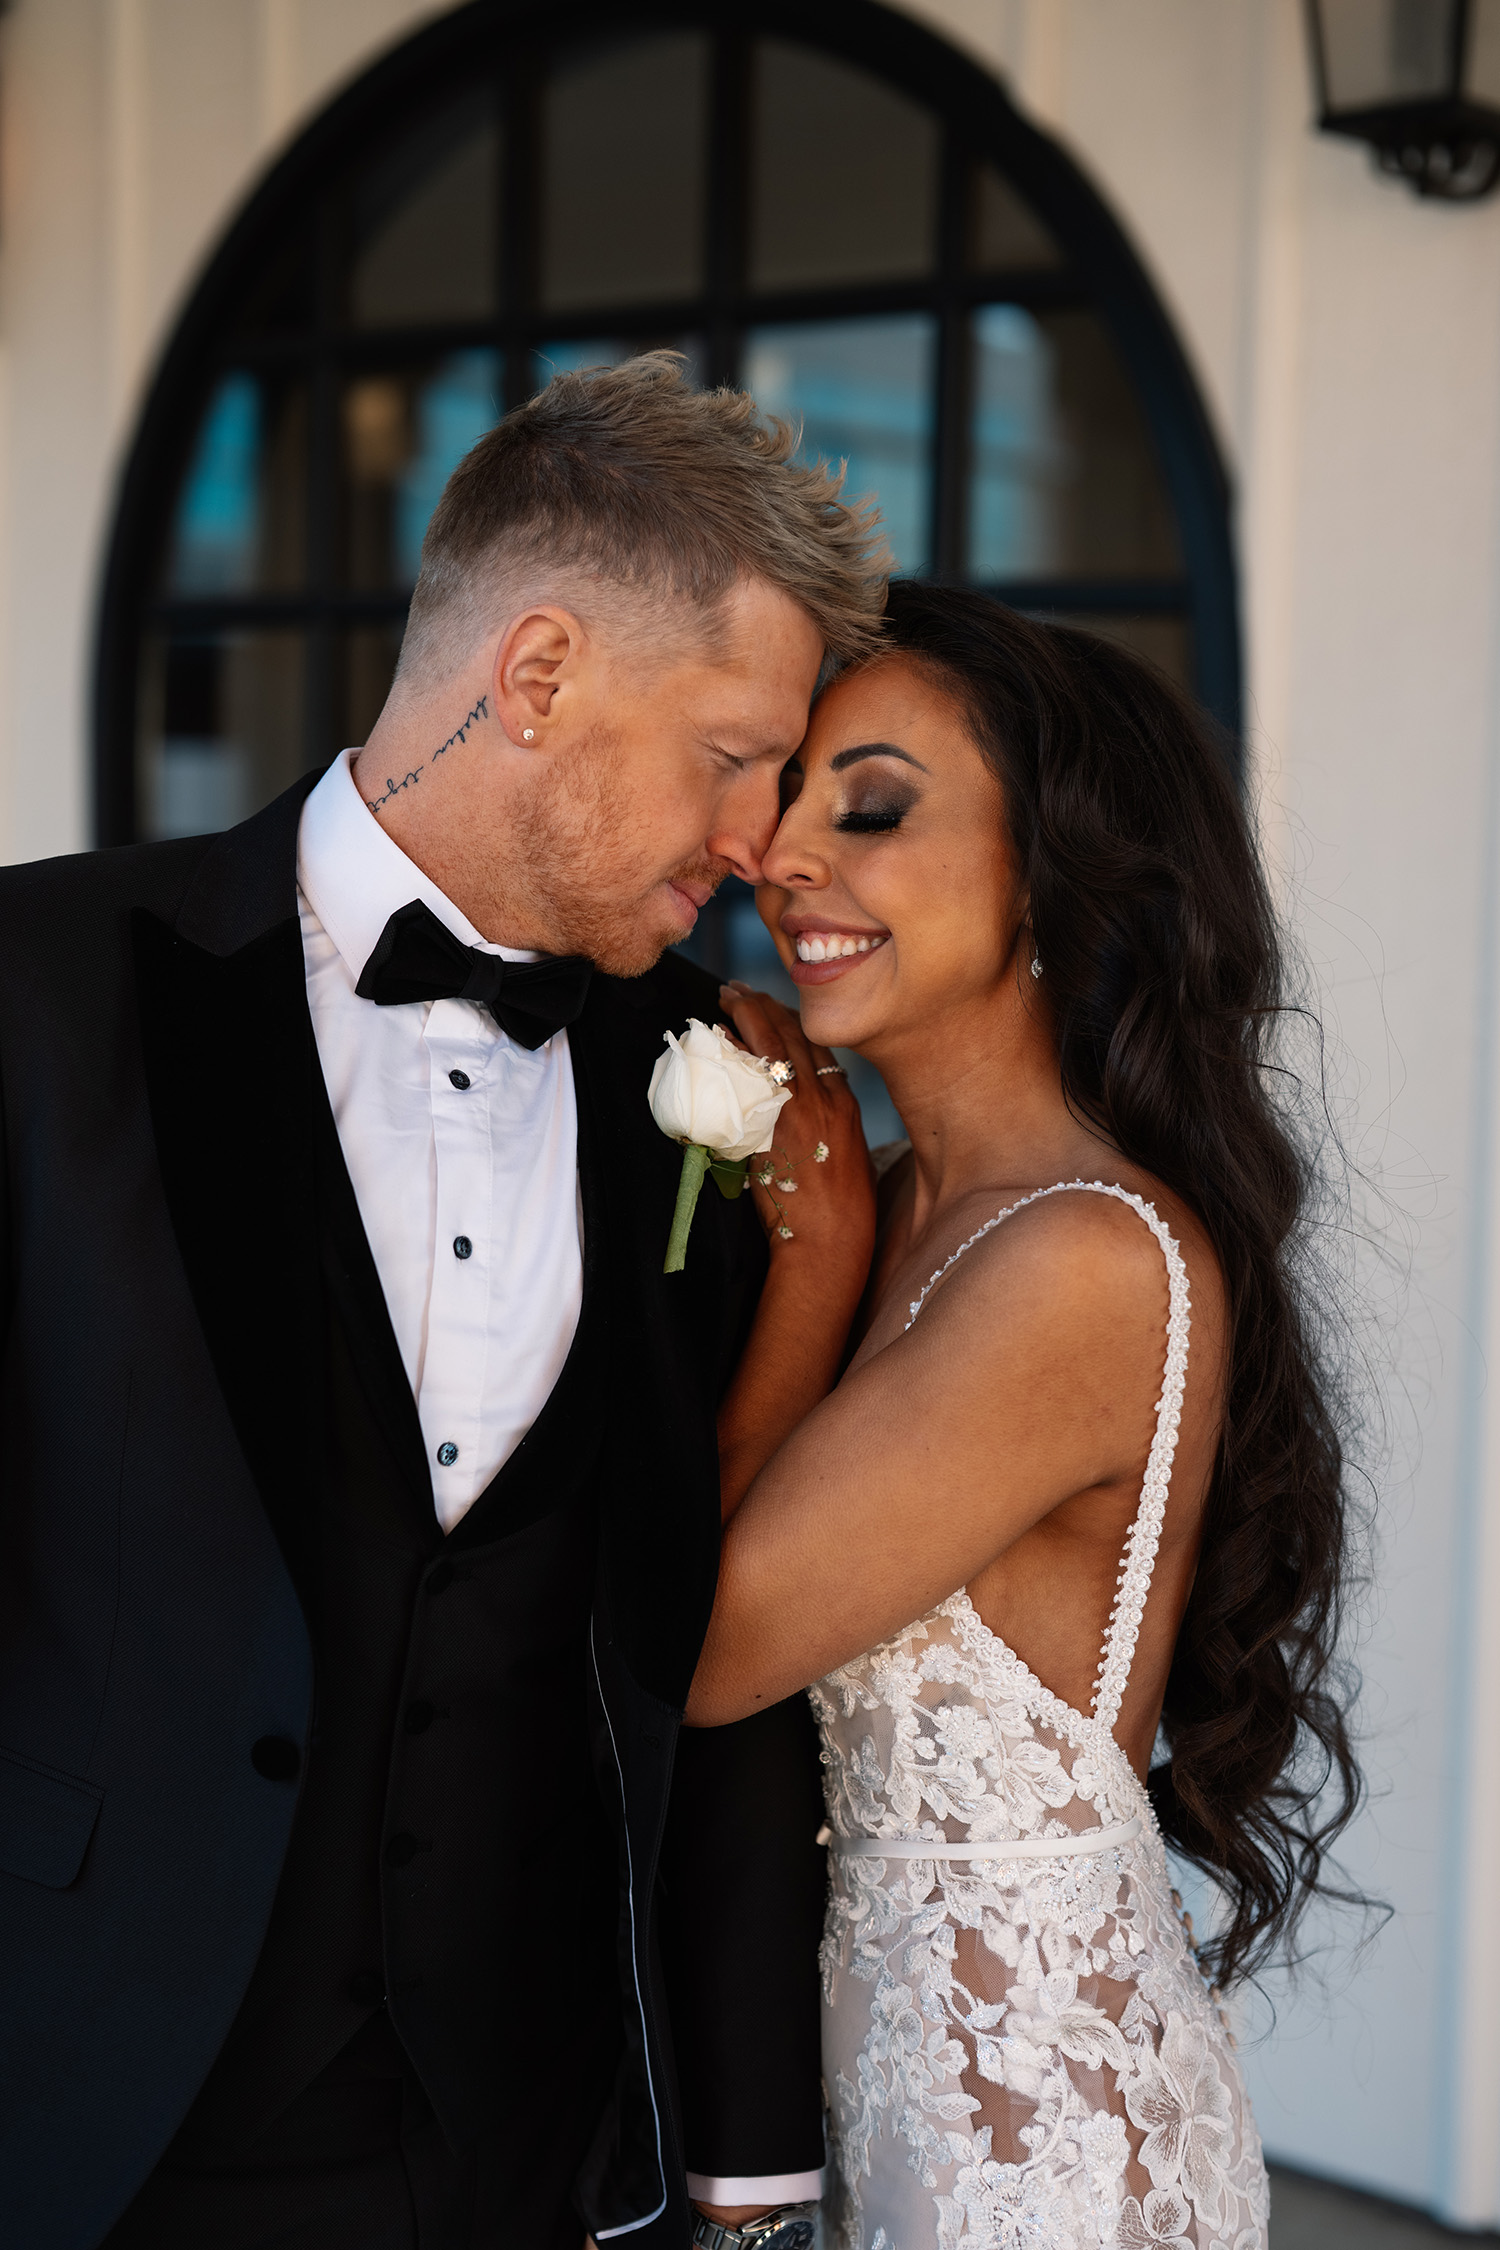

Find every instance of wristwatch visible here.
[690,2203,819,2250]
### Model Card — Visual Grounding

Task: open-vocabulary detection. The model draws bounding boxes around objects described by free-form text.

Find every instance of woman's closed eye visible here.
[835,796,913,835]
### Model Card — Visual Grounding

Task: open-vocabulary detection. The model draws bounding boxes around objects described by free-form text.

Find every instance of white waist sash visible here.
[827,1816,1141,1861]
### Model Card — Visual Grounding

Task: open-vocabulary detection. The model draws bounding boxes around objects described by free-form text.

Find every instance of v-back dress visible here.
[810,1182,1269,2250]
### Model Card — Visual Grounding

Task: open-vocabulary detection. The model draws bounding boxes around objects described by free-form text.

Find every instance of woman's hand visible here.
[712,982,877,1523]
[717,981,873,1272]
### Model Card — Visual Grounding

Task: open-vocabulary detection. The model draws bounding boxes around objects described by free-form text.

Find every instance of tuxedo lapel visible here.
[134,907,329,1601]
[132,771,429,1593]
[311,1083,435,1526]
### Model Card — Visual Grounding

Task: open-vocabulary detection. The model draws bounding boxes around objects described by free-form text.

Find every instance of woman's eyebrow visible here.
[829,741,930,774]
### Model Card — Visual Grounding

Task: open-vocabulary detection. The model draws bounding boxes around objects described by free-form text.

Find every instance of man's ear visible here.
[493,607,585,745]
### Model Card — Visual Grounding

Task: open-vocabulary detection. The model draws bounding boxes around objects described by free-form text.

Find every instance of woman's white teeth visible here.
[795,934,882,963]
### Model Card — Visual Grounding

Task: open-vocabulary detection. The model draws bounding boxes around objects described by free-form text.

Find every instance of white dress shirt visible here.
[297,748,581,1530]
[295,751,822,2207]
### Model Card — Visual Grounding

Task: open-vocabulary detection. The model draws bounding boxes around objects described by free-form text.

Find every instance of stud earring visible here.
[1030,952,1044,980]
[522,728,535,742]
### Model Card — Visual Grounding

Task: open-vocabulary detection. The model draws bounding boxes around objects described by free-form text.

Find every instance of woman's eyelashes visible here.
[834,796,913,835]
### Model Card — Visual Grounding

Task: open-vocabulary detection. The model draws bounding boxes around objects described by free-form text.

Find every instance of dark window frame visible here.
[93,0,1240,846]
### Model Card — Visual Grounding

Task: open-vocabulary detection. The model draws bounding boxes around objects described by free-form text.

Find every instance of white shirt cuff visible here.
[686,2171,823,2204]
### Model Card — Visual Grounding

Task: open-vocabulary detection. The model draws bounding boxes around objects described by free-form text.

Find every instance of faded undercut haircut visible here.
[394,352,890,688]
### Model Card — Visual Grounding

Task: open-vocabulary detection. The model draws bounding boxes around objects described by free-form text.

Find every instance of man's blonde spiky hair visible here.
[397,351,890,683]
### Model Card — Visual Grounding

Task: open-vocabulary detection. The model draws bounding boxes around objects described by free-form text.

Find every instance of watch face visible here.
[760,2225,816,2250]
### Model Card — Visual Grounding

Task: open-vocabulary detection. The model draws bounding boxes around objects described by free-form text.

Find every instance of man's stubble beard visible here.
[509,722,728,977]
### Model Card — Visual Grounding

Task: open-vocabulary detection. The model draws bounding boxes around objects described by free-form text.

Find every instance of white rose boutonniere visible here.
[648,1018,793,1272]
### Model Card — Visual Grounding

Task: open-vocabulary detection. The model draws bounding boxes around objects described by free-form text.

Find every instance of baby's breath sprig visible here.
[753,1138,830,1241]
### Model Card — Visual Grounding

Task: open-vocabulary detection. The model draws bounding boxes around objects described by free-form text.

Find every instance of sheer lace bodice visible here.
[810,1183,1268,2250]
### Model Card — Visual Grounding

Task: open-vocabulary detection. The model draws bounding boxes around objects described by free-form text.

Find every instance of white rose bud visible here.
[647,1018,791,1162]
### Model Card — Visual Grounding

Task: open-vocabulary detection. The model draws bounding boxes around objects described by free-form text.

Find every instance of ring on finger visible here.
[815,1064,847,1078]
[766,1059,796,1085]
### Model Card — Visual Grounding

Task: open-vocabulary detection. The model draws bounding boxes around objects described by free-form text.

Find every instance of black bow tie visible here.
[356,900,593,1050]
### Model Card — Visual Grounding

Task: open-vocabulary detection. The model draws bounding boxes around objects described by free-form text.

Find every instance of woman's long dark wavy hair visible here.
[878,579,1364,1990]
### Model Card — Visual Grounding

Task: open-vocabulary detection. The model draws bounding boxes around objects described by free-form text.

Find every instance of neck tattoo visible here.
[364,693,490,816]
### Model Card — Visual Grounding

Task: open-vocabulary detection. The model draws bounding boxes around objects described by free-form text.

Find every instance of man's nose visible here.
[707,771,781,886]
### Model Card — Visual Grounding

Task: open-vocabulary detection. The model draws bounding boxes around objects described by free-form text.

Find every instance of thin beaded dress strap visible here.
[904,1178,1192,1742]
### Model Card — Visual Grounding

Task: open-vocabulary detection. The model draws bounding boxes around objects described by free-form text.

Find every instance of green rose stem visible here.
[664,1143,711,1273]
[664,1144,751,1272]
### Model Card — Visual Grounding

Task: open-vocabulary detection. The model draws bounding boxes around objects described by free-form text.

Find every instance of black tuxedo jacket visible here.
[0,778,826,2249]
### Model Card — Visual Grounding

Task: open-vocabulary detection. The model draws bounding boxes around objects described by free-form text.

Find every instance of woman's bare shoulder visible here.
[988,1174,1221,1327]
[876,1168,1224,1371]
[922,1181,1175,1319]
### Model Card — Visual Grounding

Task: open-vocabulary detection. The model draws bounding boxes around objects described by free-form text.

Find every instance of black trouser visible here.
[102,2013,585,2250]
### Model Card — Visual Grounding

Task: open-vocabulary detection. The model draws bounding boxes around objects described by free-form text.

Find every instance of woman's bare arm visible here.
[688,1190,1174,1725]
[713,983,875,1518]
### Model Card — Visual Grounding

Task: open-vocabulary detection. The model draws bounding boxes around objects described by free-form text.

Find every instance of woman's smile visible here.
[783,916,891,983]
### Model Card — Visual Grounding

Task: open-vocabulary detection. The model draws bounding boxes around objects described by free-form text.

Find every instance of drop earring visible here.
[1030,951,1044,980]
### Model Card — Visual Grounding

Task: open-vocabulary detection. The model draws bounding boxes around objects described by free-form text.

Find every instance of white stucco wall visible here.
[2,0,1498,2222]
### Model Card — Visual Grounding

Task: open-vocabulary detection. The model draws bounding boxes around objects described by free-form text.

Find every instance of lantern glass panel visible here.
[1317,0,1459,111]
[540,34,709,310]
[1468,0,1500,102]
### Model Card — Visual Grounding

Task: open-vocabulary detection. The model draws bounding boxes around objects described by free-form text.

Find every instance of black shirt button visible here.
[348,1970,386,2008]
[251,1736,301,1782]
[404,1699,435,1734]
[385,1832,428,1869]
[436,1441,458,1467]
[452,1236,473,1260]
[448,1069,471,1090]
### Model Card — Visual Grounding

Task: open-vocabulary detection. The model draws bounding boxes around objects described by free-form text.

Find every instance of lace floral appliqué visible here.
[812,1186,1269,2250]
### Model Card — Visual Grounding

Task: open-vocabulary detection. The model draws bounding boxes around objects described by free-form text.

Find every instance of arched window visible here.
[96,0,1237,856]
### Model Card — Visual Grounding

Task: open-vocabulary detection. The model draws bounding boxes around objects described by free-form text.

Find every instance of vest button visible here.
[426,1559,454,1595]
[348,1970,386,2008]
[404,1699,435,1734]
[385,1832,428,1869]
[250,1736,300,1781]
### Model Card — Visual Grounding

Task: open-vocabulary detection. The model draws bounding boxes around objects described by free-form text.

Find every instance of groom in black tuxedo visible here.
[0,355,886,2249]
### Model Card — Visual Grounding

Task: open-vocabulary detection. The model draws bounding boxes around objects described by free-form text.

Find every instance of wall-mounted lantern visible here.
[1306,0,1500,197]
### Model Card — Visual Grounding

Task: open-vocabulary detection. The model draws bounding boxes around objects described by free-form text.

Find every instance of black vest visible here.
[171,1072,623,2164]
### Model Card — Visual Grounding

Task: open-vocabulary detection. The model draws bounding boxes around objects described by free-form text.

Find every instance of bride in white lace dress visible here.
[689,586,1359,2250]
